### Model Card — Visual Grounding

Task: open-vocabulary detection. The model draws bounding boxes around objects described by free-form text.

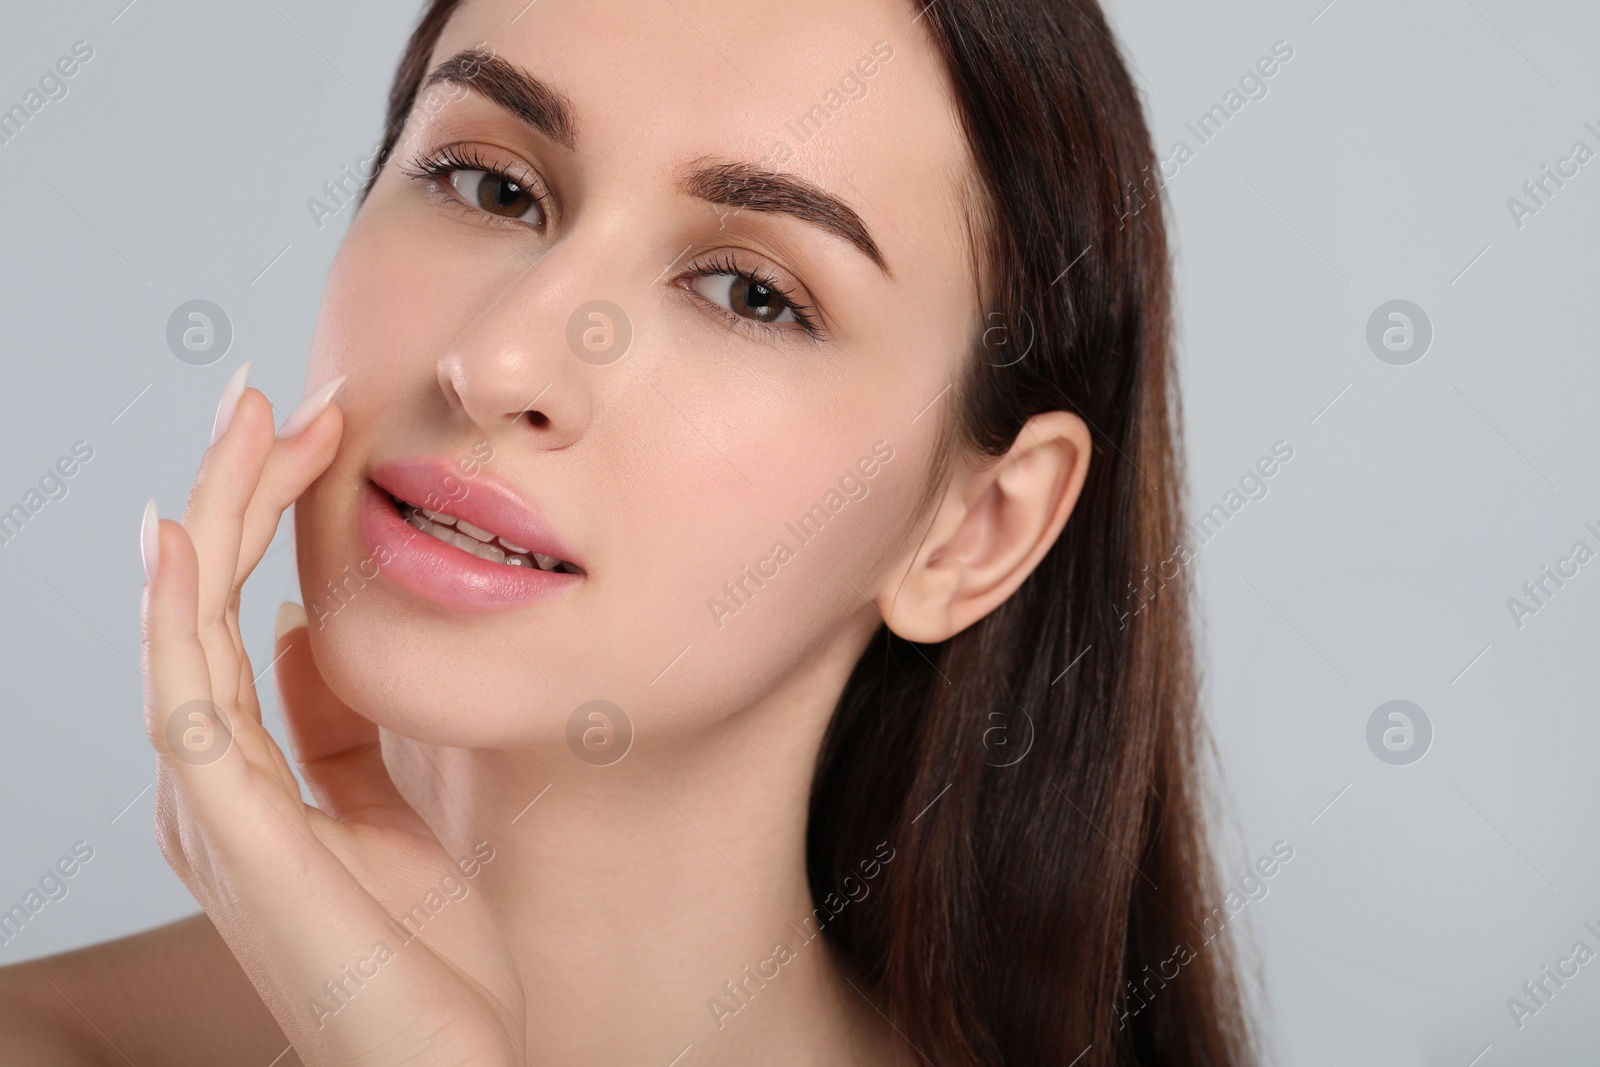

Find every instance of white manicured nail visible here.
[210,361,253,446]
[140,498,159,583]
[274,601,308,641]
[278,374,347,439]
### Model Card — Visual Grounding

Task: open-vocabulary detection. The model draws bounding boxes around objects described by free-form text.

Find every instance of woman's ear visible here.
[877,410,1091,643]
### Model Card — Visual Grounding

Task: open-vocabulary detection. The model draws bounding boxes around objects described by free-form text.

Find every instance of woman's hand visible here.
[138,368,527,1066]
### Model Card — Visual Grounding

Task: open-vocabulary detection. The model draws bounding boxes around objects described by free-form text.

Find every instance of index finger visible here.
[238,376,349,585]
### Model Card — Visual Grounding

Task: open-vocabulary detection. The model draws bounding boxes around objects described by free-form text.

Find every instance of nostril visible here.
[523,410,549,429]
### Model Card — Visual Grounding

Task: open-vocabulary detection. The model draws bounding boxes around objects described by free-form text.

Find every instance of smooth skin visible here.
[0,0,1092,1062]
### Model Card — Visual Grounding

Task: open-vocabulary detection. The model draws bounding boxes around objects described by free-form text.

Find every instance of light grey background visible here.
[1,1,1595,1063]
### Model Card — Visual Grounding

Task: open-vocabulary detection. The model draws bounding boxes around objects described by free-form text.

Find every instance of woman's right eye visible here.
[444,168,546,226]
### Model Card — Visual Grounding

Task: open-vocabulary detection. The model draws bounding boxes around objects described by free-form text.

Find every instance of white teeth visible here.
[398,500,572,572]
[446,527,507,564]
[455,518,495,542]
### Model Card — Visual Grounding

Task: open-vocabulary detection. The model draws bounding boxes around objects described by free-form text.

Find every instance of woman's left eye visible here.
[446,169,545,225]
[690,272,800,327]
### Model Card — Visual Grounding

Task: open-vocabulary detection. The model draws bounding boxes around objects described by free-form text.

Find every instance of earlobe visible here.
[877,411,1091,643]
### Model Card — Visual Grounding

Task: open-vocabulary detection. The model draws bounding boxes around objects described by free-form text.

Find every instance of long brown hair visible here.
[366,2,1254,1063]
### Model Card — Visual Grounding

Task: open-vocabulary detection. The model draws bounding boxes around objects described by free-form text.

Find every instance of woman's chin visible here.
[301,625,570,749]
[357,700,534,749]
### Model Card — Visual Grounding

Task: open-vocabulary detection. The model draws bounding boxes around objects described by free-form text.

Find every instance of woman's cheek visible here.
[321,223,447,361]
[672,444,919,644]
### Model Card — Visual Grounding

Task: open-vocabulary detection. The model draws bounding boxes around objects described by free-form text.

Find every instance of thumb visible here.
[273,601,423,829]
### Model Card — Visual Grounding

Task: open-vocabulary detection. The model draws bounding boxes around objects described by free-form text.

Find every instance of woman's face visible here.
[295,0,981,747]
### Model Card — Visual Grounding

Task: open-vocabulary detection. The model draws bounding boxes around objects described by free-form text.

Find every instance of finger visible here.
[226,607,260,723]
[184,375,276,633]
[188,371,346,619]
[140,505,253,803]
[237,381,348,578]
[211,604,287,796]
[186,377,345,724]
[183,384,279,725]
[227,618,304,798]
[273,602,427,831]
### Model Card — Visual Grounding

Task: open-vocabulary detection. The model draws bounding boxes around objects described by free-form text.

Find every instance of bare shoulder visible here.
[0,912,303,1066]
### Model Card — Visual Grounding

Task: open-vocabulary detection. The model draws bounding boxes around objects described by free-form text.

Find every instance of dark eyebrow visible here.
[422,49,578,151]
[678,158,890,276]
[423,52,888,275]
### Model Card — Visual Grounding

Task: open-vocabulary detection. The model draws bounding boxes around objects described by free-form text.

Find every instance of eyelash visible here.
[400,146,826,345]
[684,252,824,342]
[399,145,551,223]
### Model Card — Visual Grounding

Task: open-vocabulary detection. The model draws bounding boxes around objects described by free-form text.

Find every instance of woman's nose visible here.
[436,271,601,451]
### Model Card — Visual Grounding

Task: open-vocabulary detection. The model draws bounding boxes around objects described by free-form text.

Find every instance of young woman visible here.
[1,0,1255,1062]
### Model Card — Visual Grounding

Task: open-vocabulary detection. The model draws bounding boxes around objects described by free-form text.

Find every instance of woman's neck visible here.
[378,642,895,1064]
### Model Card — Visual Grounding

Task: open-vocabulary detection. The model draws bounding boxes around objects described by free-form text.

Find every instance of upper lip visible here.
[370,455,582,570]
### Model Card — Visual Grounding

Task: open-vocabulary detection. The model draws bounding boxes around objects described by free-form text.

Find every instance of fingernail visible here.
[278,374,347,439]
[140,498,160,583]
[275,600,308,641]
[210,361,253,446]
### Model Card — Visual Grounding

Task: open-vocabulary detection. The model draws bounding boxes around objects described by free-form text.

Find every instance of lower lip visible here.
[357,481,579,612]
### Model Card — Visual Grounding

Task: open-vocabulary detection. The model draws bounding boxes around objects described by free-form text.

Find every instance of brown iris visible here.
[473,172,535,218]
[729,278,786,323]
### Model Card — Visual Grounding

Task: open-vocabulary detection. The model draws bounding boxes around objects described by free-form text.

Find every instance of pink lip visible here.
[358,456,582,612]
